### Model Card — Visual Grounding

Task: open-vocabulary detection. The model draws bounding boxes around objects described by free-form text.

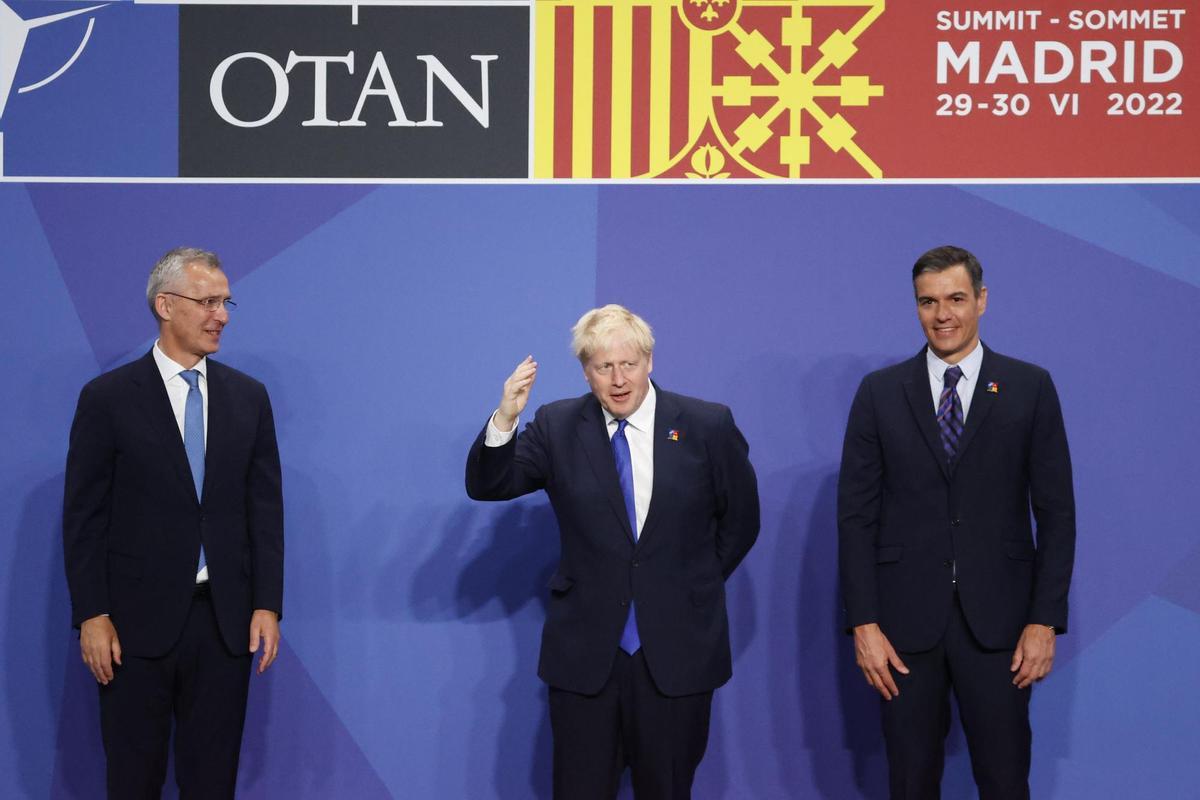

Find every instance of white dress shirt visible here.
[152,341,209,582]
[485,384,657,537]
[926,340,984,421]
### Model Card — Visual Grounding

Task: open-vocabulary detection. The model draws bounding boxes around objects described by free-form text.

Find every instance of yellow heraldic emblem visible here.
[533,0,885,179]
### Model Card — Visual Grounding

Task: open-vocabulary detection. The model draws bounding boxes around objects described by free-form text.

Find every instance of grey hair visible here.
[146,247,222,320]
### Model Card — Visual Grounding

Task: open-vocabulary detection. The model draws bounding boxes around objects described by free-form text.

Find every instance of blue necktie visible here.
[612,419,641,654]
[180,370,207,574]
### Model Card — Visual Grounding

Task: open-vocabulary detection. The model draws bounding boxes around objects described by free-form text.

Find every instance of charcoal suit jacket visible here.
[63,349,284,657]
[838,345,1075,652]
[466,385,759,696]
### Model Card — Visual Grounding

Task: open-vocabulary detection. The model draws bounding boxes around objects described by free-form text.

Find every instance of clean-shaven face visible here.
[583,339,653,419]
[914,264,987,364]
[159,263,231,364]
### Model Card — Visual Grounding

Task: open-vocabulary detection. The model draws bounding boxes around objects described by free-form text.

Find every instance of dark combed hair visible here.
[911,245,983,296]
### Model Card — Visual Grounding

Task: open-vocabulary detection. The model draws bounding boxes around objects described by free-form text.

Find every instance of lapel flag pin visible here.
[667,429,680,441]
[987,382,1000,394]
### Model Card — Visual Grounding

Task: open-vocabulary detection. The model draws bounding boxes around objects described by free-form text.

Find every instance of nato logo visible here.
[0,0,108,120]
[0,0,107,170]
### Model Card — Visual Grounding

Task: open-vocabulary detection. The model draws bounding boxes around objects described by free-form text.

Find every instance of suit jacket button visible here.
[950,519,961,527]
[632,561,639,568]
[620,599,629,607]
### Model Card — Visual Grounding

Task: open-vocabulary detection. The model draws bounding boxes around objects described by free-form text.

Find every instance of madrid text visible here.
[933,7,1186,118]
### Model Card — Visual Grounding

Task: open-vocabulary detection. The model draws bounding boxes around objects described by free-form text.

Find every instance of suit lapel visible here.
[902,350,952,482]
[636,386,680,550]
[131,350,198,503]
[952,345,998,466]
[575,396,636,543]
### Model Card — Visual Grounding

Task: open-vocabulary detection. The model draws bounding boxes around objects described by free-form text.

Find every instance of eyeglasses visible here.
[162,292,237,312]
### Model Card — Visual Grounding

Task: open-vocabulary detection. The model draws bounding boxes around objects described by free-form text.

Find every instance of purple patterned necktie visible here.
[937,366,964,465]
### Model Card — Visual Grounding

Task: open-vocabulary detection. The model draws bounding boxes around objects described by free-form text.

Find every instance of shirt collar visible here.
[602,381,657,432]
[926,339,983,384]
[153,340,208,384]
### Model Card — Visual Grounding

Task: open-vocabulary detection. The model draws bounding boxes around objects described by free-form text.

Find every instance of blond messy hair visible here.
[571,304,655,363]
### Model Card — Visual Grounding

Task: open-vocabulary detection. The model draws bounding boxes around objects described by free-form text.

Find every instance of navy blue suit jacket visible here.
[466,385,759,696]
[63,350,284,657]
[838,346,1075,652]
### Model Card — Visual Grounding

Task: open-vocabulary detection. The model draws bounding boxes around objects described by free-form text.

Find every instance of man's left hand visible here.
[249,609,281,674]
[1010,624,1055,689]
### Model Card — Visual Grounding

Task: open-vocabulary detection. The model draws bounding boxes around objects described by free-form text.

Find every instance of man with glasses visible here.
[63,247,284,798]
[466,304,760,799]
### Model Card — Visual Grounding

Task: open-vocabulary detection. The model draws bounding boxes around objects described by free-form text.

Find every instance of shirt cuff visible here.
[484,410,518,447]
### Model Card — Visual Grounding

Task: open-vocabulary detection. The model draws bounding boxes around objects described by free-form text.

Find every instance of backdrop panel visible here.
[3,183,1197,798]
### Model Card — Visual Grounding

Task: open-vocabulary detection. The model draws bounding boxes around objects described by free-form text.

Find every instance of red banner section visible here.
[859,1,1198,177]
[534,0,1199,179]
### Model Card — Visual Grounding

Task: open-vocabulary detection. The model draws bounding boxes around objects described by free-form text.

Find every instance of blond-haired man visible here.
[467,304,759,799]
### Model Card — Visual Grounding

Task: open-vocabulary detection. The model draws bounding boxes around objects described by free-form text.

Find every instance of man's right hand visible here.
[494,356,538,432]
[80,615,122,685]
[854,623,909,700]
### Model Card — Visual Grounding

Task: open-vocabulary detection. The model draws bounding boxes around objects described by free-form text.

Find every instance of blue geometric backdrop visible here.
[3,183,1198,798]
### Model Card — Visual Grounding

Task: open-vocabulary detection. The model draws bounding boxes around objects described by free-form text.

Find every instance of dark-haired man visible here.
[838,245,1075,799]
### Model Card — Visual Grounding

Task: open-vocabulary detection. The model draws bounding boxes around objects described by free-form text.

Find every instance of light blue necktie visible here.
[612,419,641,654]
[180,370,207,574]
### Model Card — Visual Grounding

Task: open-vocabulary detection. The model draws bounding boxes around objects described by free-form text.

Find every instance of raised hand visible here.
[495,356,537,432]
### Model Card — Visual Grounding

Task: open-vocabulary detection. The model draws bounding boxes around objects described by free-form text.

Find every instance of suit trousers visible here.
[99,586,252,800]
[548,649,713,800]
[881,594,1032,800]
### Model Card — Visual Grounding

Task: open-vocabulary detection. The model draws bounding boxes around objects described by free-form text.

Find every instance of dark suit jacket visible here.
[63,350,284,658]
[838,345,1075,653]
[466,385,759,697]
